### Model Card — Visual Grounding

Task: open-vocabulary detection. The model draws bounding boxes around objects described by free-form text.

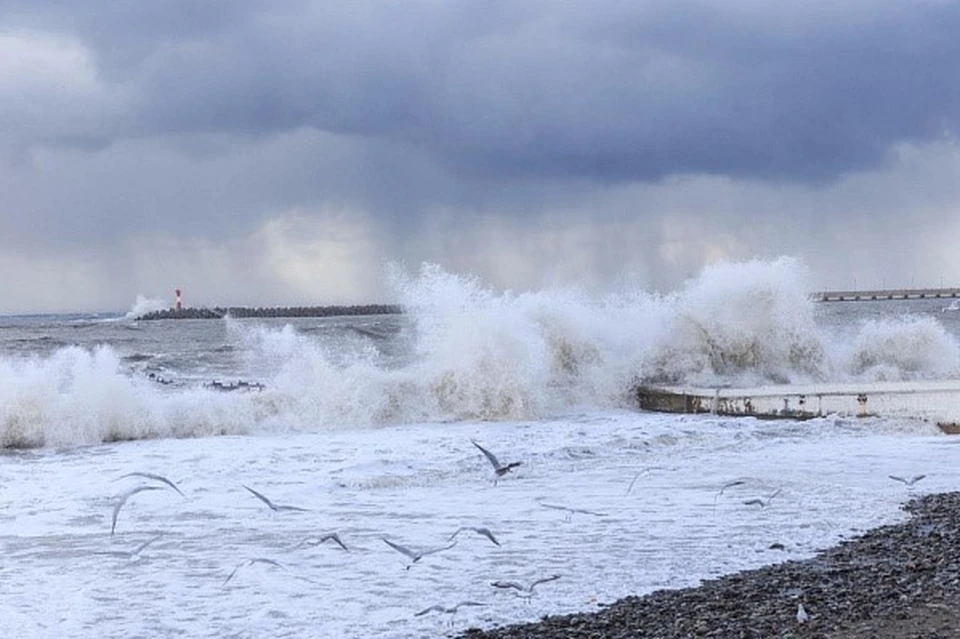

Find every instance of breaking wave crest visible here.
[2,258,959,448]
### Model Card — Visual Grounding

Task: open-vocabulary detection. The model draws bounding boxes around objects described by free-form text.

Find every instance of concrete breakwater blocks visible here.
[636,380,960,433]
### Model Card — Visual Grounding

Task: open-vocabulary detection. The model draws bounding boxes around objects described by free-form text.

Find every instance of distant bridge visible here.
[814,288,960,302]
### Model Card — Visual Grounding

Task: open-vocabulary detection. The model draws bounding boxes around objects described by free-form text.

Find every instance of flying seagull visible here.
[472,441,522,479]
[415,601,486,617]
[111,485,163,535]
[222,557,286,586]
[743,488,782,508]
[382,538,457,567]
[448,526,501,546]
[714,480,748,508]
[116,472,185,497]
[243,485,309,512]
[95,533,164,559]
[295,532,348,551]
[889,474,926,486]
[491,574,561,596]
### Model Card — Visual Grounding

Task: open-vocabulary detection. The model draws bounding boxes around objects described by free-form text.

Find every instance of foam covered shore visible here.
[460,492,960,638]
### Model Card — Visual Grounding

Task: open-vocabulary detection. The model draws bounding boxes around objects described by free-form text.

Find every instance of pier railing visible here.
[813,288,960,302]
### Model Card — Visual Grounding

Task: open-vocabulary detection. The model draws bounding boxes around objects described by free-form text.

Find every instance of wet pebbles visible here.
[460,492,960,638]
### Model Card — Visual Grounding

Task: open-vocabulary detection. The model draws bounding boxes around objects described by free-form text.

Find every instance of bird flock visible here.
[100,439,566,626]
[98,439,932,631]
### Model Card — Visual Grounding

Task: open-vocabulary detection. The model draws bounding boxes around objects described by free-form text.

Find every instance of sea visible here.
[3,259,960,638]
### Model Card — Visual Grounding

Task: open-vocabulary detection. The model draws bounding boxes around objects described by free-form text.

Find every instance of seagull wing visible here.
[132,533,164,555]
[472,441,502,470]
[421,540,457,556]
[491,581,524,592]
[243,485,277,511]
[889,475,907,484]
[111,486,162,535]
[474,527,501,546]
[275,503,309,512]
[222,560,249,585]
[320,533,348,551]
[626,472,643,496]
[717,480,746,496]
[910,474,927,485]
[538,502,567,512]
[743,498,765,507]
[414,605,443,617]
[119,472,185,497]
[530,574,562,591]
[250,557,284,569]
[382,538,419,560]
[571,507,607,516]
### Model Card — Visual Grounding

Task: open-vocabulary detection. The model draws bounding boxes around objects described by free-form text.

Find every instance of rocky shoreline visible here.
[460,492,960,638]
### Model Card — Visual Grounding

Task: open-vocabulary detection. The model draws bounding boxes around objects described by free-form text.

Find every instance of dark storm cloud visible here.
[3,1,959,183]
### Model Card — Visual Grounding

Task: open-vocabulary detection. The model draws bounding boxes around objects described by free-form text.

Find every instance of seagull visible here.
[472,441,522,480]
[222,557,286,586]
[797,602,809,624]
[889,474,926,486]
[415,601,486,617]
[382,538,458,567]
[491,574,561,596]
[714,480,748,507]
[448,526,501,546]
[111,485,163,535]
[95,533,164,559]
[743,488,782,508]
[295,532,348,551]
[116,472,185,497]
[243,485,309,512]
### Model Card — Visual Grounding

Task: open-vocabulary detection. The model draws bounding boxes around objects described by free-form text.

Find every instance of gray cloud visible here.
[3,2,960,312]
[3,1,958,182]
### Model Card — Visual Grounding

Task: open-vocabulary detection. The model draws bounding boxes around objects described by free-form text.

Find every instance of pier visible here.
[636,381,960,433]
[814,287,960,302]
[136,304,402,320]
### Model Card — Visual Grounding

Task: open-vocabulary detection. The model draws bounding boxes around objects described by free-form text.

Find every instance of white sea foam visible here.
[0,347,257,448]
[843,316,960,381]
[2,258,959,447]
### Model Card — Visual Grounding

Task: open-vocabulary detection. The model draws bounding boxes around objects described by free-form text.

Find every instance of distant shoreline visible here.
[135,304,403,320]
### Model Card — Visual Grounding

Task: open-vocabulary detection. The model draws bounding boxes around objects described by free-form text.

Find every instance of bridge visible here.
[814,287,960,302]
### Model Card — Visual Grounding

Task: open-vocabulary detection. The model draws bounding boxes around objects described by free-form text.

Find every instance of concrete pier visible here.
[814,287,960,302]
[636,380,960,433]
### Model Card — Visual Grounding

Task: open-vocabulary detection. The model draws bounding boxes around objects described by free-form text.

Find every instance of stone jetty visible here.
[135,304,402,320]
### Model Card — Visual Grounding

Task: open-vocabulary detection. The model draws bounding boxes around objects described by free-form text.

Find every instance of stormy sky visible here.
[2,1,959,312]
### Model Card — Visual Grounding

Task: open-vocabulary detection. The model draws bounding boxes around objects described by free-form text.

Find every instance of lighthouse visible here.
[175,288,182,311]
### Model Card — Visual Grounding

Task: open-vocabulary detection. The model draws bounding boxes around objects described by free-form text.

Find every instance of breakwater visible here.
[136,304,402,320]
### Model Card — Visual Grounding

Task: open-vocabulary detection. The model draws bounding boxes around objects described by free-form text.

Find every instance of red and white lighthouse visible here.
[175,288,183,311]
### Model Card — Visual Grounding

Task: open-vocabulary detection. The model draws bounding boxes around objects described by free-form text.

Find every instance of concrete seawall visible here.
[636,380,960,433]
[136,304,402,320]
